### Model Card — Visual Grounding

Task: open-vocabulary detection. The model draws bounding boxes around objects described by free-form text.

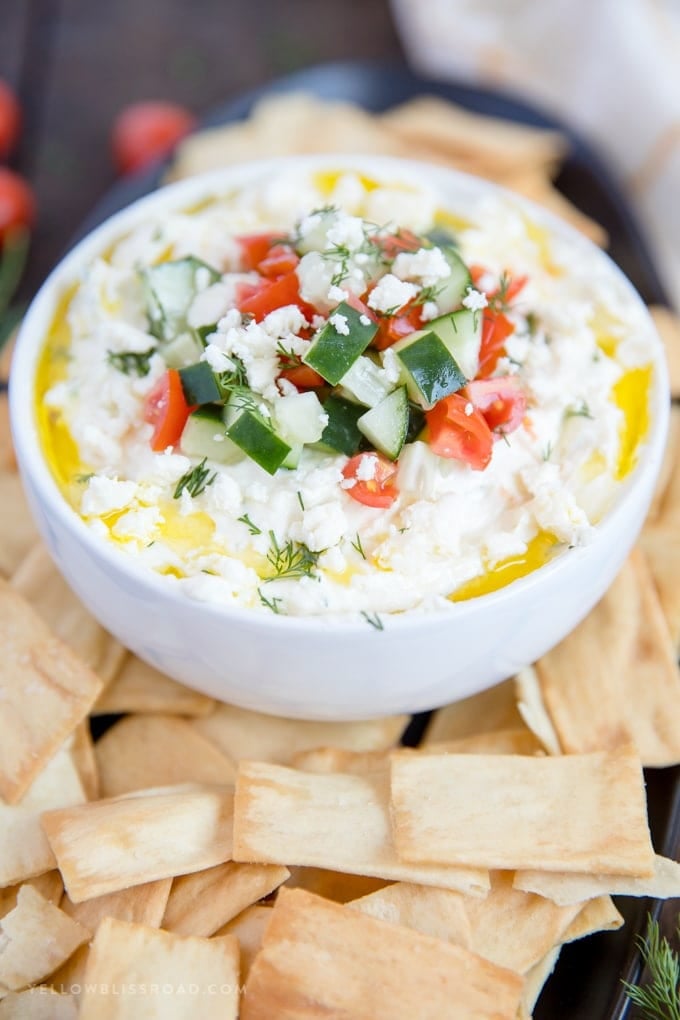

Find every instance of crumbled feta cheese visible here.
[462,287,489,312]
[327,285,349,303]
[381,348,401,385]
[329,313,349,336]
[367,275,418,314]
[420,301,439,322]
[392,247,451,286]
[188,282,231,328]
[81,476,138,516]
[355,454,378,481]
[465,402,474,416]
[359,314,371,326]
[326,215,365,251]
[202,344,237,373]
[296,252,337,310]
[263,304,308,338]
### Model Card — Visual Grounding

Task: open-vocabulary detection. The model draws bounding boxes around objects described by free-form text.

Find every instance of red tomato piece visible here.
[143,369,193,451]
[257,244,300,278]
[0,168,36,242]
[464,377,527,435]
[344,293,376,321]
[0,80,21,160]
[112,102,195,175]
[477,310,515,378]
[237,271,315,323]
[372,229,422,259]
[373,300,423,351]
[341,453,399,509]
[426,393,493,471]
[236,233,283,271]
[279,365,325,390]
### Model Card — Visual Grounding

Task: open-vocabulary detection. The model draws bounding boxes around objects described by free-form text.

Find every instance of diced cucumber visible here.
[296,208,339,254]
[315,395,364,456]
[357,386,409,460]
[336,355,393,408]
[179,362,222,406]
[141,257,220,343]
[303,302,377,385]
[162,331,204,369]
[273,392,327,445]
[195,323,219,347]
[281,443,303,469]
[429,308,482,381]
[180,406,244,465]
[223,390,291,475]
[435,245,472,315]
[393,329,466,409]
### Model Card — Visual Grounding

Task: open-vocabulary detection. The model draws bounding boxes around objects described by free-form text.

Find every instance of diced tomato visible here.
[257,244,299,278]
[373,300,423,351]
[345,292,376,322]
[464,377,527,436]
[236,233,283,271]
[143,369,193,451]
[279,365,325,390]
[477,310,515,378]
[341,453,399,509]
[425,393,493,471]
[237,271,315,323]
[493,273,528,304]
[371,229,422,259]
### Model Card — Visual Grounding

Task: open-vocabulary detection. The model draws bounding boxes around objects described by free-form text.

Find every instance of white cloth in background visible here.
[391,0,680,308]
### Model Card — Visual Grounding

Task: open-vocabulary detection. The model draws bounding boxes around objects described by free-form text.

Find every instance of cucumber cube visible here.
[430,308,482,381]
[227,410,291,475]
[303,302,378,385]
[357,386,409,460]
[179,362,222,406]
[394,330,466,409]
[316,395,364,456]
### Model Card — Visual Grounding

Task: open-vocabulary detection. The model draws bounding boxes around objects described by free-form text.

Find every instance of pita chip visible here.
[92,654,215,717]
[162,861,288,936]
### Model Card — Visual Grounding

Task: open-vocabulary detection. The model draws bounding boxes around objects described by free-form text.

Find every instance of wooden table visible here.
[1,0,403,299]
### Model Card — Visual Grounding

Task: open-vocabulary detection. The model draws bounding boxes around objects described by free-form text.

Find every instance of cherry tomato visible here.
[257,244,300,278]
[426,393,493,470]
[373,300,423,351]
[464,377,527,435]
[341,452,399,509]
[143,369,193,451]
[0,80,21,160]
[0,168,36,242]
[477,310,515,378]
[112,101,195,175]
[279,365,325,390]
[236,233,283,271]
[371,229,422,259]
[237,271,315,323]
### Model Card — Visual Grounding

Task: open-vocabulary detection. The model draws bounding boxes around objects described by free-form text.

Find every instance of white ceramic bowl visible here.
[10,156,669,719]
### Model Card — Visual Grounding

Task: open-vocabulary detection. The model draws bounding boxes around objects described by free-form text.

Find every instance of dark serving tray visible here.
[77,61,678,1020]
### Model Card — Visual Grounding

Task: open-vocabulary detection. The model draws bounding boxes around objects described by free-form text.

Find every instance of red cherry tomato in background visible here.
[112,101,196,175]
[425,392,493,471]
[0,80,21,160]
[341,452,399,509]
[143,369,193,451]
[0,168,36,242]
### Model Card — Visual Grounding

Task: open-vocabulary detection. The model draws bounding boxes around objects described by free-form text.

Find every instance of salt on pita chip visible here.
[10,544,125,685]
[66,723,98,800]
[215,905,272,979]
[233,761,489,896]
[241,887,523,1020]
[0,885,89,996]
[521,945,561,1014]
[0,749,85,888]
[650,305,680,398]
[0,473,39,579]
[648,405,680,521]
[0,988,78,1019]
[0,580,103,804]
[422,678,524,745]
[42,785,234,903]
[92,654,215,717]
[561,896,624,942]
[95,714,236,797]
[194,702,407,765]
[348,882,472,949]
[514,852,680,905]
[0,872,63,920]
[284,867,389,903]
[515,666,562,755]
[535,549,680,766]
[79,918,239,1020]
[162,861,289,936]
[641,428,680,648]
[390,745,654,875]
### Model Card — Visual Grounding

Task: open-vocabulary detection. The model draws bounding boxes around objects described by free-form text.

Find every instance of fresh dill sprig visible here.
[258,588,284,614]
[487,271,513,314]
[622,915,680,1020]
[350,533,366,560]
[296,491,306,511]
[238,513,262,535]
[542,441,553,462]
[361,610,384,631]
[412,283,445,308]
[276,342,304,371]
[107,347,156,377]
[564,399,594,421]
[216,355,248,392]
[173,458,216,499]
[265,531,319,582]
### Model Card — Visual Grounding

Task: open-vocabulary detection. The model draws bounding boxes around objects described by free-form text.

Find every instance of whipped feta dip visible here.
[38,165,655,619]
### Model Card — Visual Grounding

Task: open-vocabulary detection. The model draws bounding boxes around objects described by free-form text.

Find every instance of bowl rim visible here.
[9,153,671,633]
